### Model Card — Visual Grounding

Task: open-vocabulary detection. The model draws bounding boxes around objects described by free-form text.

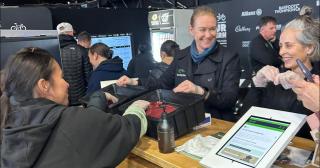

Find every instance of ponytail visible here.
[0,92,10,141]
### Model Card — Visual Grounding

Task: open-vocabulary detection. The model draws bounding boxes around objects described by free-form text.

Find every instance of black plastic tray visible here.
[79,84,148,115]
[119,89,205,139]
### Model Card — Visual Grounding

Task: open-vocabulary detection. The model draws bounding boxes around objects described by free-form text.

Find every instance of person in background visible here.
[57,22,88,106]
[87,43,127,95]
[0,47,149,168]
[118,6,241,121]
[249,16,282,75]
[241,10,320,139]
[77,31,92,49]
[149,40,180,79]
[127,42,155,78]
[77,31,93,83]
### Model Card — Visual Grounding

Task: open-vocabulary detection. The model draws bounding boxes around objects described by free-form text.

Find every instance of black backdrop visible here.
[1,1,319,75]
[206,0,319,78]
[49,8,150,56]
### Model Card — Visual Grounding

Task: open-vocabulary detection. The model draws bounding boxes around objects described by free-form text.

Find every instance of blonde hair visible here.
[190,6,216,27]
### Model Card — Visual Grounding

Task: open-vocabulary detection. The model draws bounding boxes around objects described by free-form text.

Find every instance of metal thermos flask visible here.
[157,112,175,153]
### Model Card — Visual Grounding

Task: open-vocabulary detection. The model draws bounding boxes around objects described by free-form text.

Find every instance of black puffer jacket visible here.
[59,34,87,105]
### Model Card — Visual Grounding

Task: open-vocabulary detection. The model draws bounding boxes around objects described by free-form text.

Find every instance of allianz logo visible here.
[275,4,300,14]
[241,9,262,16]
[235,25,251,32]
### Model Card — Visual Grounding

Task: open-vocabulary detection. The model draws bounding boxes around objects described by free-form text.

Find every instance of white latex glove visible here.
[252,65,280,87]
[173,80,204,95]
[123,100,150,138]
[274,71,303,89]
[105,92,119,104]
[116,75,138,86]
[130,100,150,110]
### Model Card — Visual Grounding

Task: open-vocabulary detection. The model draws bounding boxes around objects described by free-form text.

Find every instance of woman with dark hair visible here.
[149,40,180,79]
[118,6,241,121]
[0,47,149,168]
[87,42,127,94]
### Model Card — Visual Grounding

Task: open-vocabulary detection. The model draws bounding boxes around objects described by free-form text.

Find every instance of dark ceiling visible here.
[1,0,199,9]
[1,0,225,9]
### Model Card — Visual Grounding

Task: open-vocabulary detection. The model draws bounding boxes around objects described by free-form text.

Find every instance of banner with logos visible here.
[0,7,53,30]
[208,0,319,78]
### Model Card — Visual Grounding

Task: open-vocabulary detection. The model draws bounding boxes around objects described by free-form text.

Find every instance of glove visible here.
[105,92,119,104]
[252,65,279,87]
[87,91,108,111]
[123,100,150,138]
[116,75,138,86]
[274,71,303,89]
[173,80,205,95]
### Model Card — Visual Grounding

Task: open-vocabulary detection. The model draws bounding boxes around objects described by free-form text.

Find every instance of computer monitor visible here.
[0,36,61,70]
[91,33,133,70]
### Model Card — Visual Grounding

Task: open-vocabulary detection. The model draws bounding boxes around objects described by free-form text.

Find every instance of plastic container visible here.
[79,84,148,115]
[119,89,205,139]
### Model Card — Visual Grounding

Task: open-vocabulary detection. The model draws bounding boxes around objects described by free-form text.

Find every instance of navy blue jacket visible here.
[141,43,241,121]
[87,56,127,95]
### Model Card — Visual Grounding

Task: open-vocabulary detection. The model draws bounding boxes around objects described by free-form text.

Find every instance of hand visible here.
[290,75,320,113]
[274,70,303,89]
[131,100,150,110]
[116,75,138,86]
[173,80,204,95]
[252,65,279,87]
[105,92,118,104]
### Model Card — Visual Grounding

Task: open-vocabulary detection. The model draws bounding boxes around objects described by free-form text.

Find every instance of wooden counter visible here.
[118,119,316,168]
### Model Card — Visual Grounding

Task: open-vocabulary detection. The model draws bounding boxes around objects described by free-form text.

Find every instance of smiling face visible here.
[44,61,69,106]
[189,14,217,53]
[279,28,313,71]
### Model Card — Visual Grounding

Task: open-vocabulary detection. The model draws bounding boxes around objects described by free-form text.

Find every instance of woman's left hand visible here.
[173,80,204,95]
[290,75,320,113]
[274,70,303,89]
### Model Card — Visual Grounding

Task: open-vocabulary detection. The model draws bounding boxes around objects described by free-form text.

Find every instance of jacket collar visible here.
[178,43,223,63]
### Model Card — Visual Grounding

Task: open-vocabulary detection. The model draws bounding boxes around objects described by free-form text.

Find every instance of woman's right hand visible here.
[131,100,150,110]
[105,92,119,104]
[252,65,279,87]
[116,75,138,86]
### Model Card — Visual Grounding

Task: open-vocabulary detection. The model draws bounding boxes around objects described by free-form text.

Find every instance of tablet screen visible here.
[217,116,290,167]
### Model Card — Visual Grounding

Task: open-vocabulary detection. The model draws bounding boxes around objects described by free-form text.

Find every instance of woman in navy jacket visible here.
[118,6,241,121]
[87,43,127,95]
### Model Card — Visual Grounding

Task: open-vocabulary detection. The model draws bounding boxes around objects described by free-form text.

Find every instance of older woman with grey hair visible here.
[240,9,320,139]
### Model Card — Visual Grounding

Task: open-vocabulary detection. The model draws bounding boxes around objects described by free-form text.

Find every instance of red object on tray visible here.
[146,101,176,119]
